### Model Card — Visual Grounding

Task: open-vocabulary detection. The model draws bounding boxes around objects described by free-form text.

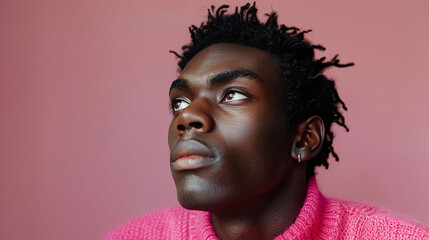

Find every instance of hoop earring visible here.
[297,154,302,163]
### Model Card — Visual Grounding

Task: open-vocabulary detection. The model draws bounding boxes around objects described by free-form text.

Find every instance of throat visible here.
[210,172,307,240]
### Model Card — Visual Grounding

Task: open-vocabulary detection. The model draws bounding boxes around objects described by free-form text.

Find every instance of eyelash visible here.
[169,89,249,114]
[169,98,190,114]
[221,89,248,102]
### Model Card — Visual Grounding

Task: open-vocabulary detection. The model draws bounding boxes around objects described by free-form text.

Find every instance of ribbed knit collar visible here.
[188,177,338,239]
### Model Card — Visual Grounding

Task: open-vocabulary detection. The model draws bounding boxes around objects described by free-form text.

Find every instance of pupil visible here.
[227,93,234,100]
[174,101,181,109]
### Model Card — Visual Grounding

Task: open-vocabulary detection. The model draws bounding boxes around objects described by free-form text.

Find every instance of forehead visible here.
[179,43,281,84]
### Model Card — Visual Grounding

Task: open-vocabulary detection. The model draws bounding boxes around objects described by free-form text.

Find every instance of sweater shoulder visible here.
[105,207,190,240]
[335,199,429,239]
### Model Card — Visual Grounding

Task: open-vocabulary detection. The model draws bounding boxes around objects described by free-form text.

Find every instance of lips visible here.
[171,139,216,171]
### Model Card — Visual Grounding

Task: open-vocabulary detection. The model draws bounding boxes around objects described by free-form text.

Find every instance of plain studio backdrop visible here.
[1,0,428,239]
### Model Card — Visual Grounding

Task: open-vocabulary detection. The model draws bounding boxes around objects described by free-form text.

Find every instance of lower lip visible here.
[172,155,215,171]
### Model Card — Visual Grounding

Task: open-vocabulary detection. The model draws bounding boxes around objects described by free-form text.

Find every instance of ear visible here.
[291,116,325,162]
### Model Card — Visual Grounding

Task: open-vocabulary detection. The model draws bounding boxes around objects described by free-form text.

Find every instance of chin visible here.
[178,198,209,211]
[176,187,218,211]
[173,173,218,210]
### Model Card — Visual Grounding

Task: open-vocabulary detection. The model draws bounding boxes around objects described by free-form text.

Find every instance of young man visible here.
[107,3,428,239]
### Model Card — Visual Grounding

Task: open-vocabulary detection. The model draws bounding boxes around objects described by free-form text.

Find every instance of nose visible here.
[175,98,214,134]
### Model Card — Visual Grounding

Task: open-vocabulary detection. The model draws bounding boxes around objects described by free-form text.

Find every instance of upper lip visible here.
[171,139,215,162]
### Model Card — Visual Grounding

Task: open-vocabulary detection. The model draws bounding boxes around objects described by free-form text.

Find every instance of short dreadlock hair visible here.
[170,3,353,179]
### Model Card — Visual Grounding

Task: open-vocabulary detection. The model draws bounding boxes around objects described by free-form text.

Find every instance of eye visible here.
[222,91,248,103]
[171,98,190,112]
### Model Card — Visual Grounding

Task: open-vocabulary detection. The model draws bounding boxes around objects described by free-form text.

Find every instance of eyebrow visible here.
[169,79,189,93]
[169,69,263,93]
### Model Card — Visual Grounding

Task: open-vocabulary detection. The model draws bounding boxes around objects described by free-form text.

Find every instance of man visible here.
[107,3,428,239]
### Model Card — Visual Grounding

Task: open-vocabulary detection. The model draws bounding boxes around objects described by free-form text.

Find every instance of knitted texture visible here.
[106,178,429,239]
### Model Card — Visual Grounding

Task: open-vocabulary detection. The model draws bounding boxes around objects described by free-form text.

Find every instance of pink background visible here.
[1,0,428,239]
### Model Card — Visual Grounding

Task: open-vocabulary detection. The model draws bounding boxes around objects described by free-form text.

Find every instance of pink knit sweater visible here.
[106,178,429,239]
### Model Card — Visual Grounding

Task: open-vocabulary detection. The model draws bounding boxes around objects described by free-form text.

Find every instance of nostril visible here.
[177,124,186,131]
[189,122,203,129]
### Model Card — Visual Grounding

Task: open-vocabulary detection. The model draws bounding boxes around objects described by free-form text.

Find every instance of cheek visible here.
[220,110,288,155]
[218,112,289,178]
[167,119,176,149]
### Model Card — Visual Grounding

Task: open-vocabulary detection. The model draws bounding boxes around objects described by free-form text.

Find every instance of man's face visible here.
[168,43,295,211]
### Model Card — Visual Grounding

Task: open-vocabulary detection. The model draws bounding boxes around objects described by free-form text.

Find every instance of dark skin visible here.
[168,43,325,240]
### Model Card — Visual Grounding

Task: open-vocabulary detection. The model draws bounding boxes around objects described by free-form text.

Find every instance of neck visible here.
[210,168,307,240]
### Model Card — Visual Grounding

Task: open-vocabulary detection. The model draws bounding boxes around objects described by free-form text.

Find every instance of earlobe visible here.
[291,116,325,162]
